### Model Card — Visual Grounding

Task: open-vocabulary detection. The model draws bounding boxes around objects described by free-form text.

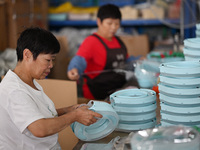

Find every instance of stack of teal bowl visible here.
[196,24,200,38]
[183,38,200,61]
[158,61,200,127]
[110,89,157,132]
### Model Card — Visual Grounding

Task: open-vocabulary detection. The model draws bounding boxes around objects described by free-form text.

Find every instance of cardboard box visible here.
[119,34,149,57]
[48,36,70,80]
[120,6,138,20]
[32,0,48,29]
[37,79,78,150]
[5,0,48,49]
[167,3,180,19]
[0,1,8,51]
[140,5,164,19]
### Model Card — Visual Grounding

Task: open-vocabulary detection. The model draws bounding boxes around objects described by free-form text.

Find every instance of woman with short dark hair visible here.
[0,27,102,150]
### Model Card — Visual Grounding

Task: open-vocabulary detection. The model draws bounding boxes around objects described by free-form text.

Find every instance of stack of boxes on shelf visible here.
[110,89,157,131]
[48,0,168,21]
[0,0,7,51]
[159,61,200,127]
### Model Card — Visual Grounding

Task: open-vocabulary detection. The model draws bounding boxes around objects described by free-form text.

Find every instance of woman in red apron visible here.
[68,4,139,100]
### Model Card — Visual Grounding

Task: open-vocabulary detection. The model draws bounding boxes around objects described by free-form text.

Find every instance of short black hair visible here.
[97,4,121,22]
[16,27,60,61]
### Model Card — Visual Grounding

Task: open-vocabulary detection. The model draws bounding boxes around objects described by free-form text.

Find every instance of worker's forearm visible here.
[28,111,76,137]
[56,107,68,116]
[56,104,80,116]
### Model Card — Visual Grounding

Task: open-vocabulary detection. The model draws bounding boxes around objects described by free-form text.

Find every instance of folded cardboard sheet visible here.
[37,79,78,150]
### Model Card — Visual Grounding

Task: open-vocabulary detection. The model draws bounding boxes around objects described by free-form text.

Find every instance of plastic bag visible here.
[130,125,200,150]
[134,60,160,88]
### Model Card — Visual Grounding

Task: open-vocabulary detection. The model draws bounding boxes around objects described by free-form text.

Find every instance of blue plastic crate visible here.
[49,0,135,7]
[49,0,98,7]
[49,0,68,7]
[98,0,135,7]
[71,0,98,7]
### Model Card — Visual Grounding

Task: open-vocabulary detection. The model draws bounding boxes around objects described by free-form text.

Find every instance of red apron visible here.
[84,34,127,99]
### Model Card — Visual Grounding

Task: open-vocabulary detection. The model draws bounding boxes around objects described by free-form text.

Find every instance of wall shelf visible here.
[48,19,180,27]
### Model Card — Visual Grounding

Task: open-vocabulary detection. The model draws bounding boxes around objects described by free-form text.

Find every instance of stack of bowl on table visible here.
[183,38,200,61]
[110,89,157,132]
[158,61,200,127]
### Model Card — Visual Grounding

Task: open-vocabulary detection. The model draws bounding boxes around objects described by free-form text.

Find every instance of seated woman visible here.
[0,27,102,150]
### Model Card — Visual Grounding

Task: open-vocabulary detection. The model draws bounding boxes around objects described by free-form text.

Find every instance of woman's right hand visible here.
[67,68,80,80]
[74,106,103,126]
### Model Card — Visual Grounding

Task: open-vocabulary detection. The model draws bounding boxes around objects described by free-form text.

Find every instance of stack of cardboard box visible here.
[0,0,48,50]
[0,0,8,51]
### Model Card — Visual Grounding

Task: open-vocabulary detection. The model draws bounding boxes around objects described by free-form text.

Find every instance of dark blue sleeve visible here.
[126,55,141,63]
[67,55,87,75]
